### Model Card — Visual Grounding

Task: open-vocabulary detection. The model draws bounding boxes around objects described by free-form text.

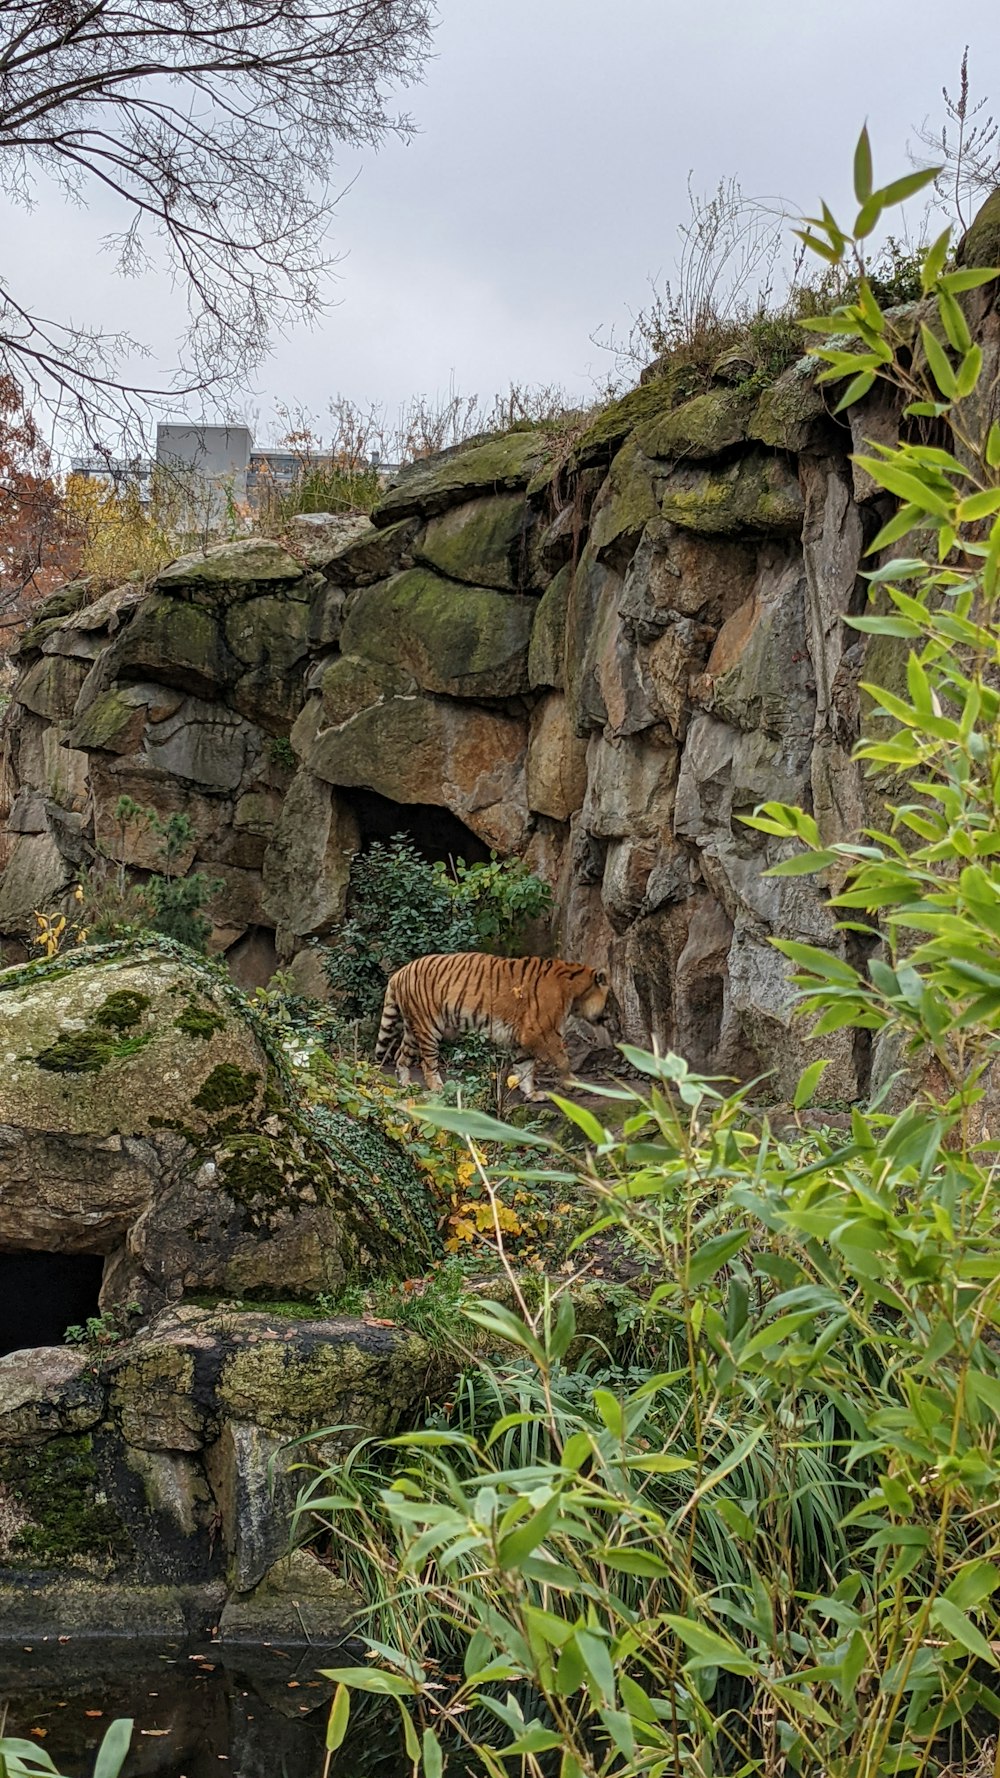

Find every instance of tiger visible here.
[374,953,610,1100]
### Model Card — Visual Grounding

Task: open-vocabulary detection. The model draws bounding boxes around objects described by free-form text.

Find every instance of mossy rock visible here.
[414,493,532,590]
[339,567,535,698]
[155,538,306,593]
[660,452,804,536]
[223,595,311,673]
[216,1315,445,1439]
[568,368,694,468]
[0,1434,125,1569]
[636,386,754,461]
[13,653,89,721]
[31,580,92,624]
[589,438,661,555]
[318,653,415,728]
[748,359,829,451]
[528,563,572,689]
[372,430,551,525]
[93,593,237,698]
[65,685,148,754]
[322,515,421,585]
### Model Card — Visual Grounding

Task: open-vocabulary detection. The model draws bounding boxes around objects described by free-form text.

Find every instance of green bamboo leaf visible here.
[957,488,1000,521]
[93,1721,133,1778]
[794,1058,830,1109]
[853,125,873,201]
[956,343,983,397]
[930,1599,997,1664]
[920,322,959,398]
[987,422,1000,469]
[937,287,972,352]
[326,1685,350,1754]
[852,456,954,517]
[665,1616,756,1676]
[939,266,1000,291]
[319,1668,418,1696]
[423,1726,444,1778]
[878,166,939,205]
[922,227,952,289]
[833,369,876,412]
[866,501,925,553]
[766,850,838,877]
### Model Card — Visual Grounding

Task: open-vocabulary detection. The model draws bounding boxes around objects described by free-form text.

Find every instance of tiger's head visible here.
[573,964,610,1024]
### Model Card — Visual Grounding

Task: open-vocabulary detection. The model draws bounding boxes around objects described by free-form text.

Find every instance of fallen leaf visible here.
[85,1711,104,1718]
[140,1730,170,1738]
[30,1729,47,1739]
[364,1316,395,1327]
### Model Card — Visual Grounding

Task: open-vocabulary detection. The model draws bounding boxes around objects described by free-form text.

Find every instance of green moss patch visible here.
[174,1001,226,1040]
[35,1031,117,1073]
[193,1063,260,1113]
[0,1435,123,1568]
[94,989,151,1031]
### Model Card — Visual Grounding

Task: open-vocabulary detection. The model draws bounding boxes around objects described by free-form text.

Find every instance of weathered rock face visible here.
[9,277,989,1096]
[0,1304,449,1639]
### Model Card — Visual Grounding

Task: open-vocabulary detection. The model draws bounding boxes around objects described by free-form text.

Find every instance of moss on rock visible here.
[339,567,535,699]
[660,452,804,536]
[0,1434,123,1567]
[372,429,550,525]
[192,1063,261,1113]
[528,563,572,689]
[636,386,754,461]
[94,989,151,1031]
[414,493,530,590]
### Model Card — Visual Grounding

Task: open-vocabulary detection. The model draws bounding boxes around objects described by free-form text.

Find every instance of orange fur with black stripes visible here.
[375,953,609,1099]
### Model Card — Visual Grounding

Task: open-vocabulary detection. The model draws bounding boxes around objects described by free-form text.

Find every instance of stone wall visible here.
[0,334,954,1099]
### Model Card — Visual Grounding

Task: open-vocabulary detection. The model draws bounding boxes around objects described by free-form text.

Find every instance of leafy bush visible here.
[300,138,1000,1778]
[439,853,553,954]
[322,836,552,1030]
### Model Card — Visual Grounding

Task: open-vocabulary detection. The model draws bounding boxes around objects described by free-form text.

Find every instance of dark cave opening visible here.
[0,1250,105,1357]
[343,788,491,866]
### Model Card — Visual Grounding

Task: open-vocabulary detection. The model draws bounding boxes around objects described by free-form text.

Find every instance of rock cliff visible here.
[0,338,940,1099]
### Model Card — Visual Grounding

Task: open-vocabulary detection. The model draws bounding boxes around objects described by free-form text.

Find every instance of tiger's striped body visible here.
[375,953,610,1099]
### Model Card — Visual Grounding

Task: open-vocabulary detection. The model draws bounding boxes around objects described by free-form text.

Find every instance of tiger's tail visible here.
[374,974,404,1066]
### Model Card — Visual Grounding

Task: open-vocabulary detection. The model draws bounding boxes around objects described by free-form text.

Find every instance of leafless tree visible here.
[0,2,434,443]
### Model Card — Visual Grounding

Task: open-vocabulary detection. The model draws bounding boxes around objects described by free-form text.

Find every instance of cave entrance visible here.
[0,1251,105,1357]
[343,789,491,866]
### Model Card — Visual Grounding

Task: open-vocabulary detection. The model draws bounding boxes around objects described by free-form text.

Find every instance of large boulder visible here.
[372,429,551,524]
[339,568,535,699]
[0,941,437,1306]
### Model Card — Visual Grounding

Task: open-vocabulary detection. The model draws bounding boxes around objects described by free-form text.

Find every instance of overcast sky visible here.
[3,0,998,455]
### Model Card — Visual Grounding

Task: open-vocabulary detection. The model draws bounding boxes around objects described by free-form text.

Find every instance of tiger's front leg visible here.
[519,1032,572,1100]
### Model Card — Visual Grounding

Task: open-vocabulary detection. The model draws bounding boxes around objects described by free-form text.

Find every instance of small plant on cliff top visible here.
[303,140,1000,1778]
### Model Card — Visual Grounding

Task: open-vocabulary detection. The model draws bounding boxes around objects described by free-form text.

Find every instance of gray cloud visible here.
[2,0,996,453]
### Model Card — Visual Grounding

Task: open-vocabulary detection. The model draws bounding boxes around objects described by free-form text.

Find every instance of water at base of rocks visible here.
[0,1639,403,1778]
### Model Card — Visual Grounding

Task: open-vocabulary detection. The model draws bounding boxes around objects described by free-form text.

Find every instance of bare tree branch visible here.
[0,1,434,444]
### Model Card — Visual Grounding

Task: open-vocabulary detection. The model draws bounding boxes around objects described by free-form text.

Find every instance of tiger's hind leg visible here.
[415,1033,445,1094]
[395,1025,420,1088]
